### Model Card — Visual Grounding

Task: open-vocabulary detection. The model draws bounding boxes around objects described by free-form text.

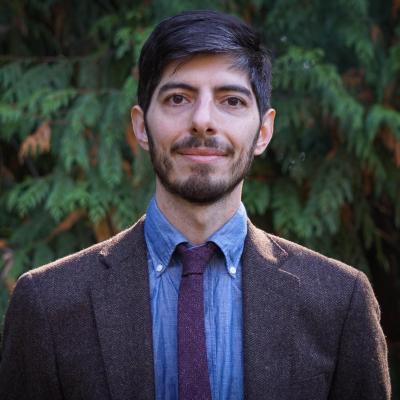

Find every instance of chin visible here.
[163,176,240,205]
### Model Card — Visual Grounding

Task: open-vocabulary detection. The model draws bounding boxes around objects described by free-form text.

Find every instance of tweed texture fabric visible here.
[177,242,216,400]
[0,217,391,400]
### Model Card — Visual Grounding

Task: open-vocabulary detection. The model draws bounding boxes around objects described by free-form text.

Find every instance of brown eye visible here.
[171,94,185,104]
[226,97,244,107]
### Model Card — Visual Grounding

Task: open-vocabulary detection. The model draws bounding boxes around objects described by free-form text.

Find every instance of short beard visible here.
[145,120,259,205]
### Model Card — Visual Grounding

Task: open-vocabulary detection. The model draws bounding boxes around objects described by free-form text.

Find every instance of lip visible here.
[176,147,227,163]
[177,147,227,156]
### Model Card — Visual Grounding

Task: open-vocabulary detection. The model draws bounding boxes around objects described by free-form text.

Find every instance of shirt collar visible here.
[207,203,247,277]
[144,197,248,278]
[144,197,187,275]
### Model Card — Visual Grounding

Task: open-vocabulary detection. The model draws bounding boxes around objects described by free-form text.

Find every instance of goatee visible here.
[145,121,259,204]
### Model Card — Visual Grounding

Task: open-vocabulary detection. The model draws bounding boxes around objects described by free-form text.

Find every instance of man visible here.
[0,10,390,400]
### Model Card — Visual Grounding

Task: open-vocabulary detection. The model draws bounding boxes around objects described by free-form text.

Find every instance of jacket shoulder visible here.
[14,217,146,299]
[267,232,360,279]
[246,223,373,311]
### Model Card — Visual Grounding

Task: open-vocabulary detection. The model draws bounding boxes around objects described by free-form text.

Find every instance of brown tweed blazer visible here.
[0,217,390,399]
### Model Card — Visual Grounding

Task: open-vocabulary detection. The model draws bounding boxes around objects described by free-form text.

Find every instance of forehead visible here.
[157,54,252,90]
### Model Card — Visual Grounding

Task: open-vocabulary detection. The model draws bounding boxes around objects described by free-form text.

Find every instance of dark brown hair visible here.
[137,10,272,117]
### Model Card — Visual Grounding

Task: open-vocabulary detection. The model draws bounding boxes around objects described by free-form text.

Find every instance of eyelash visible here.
[223,97,246,107]
[165,94,189,105]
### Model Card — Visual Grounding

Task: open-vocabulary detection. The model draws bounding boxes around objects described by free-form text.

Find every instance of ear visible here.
[131,105,149,151]
[254,108,276,156]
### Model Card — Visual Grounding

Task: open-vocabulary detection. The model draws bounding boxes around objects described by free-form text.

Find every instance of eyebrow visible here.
[157,82,253,99]
[215,85,253,99]
[158,82,196,95]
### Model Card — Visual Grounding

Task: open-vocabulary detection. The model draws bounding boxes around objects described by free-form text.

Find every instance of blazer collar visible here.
[242,221,300,398]
[90,216,155,400]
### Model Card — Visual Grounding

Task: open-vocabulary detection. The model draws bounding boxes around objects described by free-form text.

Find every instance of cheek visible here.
[228,122,260,150]
[146,120,181,151]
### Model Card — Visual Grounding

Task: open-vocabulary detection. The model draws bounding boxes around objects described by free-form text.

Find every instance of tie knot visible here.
[176,242,217,276]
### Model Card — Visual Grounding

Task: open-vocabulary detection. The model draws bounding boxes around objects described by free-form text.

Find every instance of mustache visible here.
[171,136,234,155]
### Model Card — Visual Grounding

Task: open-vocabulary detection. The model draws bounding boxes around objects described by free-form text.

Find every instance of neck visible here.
[155,181,243,245]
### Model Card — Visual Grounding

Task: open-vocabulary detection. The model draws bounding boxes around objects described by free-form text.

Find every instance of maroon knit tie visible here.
[176,242,216,400]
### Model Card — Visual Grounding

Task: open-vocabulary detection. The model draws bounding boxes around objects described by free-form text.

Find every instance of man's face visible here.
[132,54,274,204]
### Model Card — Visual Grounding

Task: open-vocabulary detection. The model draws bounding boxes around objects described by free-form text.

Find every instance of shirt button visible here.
[229,266,237,274]
[156,264,163,272]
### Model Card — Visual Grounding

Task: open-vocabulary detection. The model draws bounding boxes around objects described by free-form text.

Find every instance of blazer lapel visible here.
[242,222,299,399]
[90,217,155,400]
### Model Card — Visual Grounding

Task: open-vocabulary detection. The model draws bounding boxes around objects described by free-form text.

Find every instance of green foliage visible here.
[367,105,400,141]
[7,177,50,217]
[0,0,399,393]
[243,180,270,215]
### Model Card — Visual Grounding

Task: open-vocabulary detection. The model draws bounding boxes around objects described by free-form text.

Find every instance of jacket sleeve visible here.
[328,271,391,399]
[0,272,63,400]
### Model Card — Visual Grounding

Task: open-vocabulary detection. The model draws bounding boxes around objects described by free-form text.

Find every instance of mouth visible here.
[176,147,228,163]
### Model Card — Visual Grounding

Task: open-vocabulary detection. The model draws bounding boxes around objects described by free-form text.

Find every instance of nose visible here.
[190,97,216,136]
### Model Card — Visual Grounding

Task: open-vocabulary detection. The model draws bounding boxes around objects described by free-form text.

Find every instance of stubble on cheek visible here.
[161,154,172,171]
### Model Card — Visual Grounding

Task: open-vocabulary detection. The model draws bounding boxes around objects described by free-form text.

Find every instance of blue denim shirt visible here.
[144,198,247,400]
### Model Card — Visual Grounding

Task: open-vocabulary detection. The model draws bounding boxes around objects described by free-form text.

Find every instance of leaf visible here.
[380,127,400,167]
[114,27,134,59]
[19,121,51,161]
[45,177,90,221]
[93,216,115,242]
[41,88,77,116]
[0,103,22,123]
[0,63,22,89]
[98,138,123,187]
[7,177,51,217]
[366,105,400,143]
[243,180,270,215]
[32,243,54,268]
[49,209,85,238]
[4,249,29,282]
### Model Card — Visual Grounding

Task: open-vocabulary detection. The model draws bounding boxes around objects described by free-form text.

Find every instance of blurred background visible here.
[0,0,399,395]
